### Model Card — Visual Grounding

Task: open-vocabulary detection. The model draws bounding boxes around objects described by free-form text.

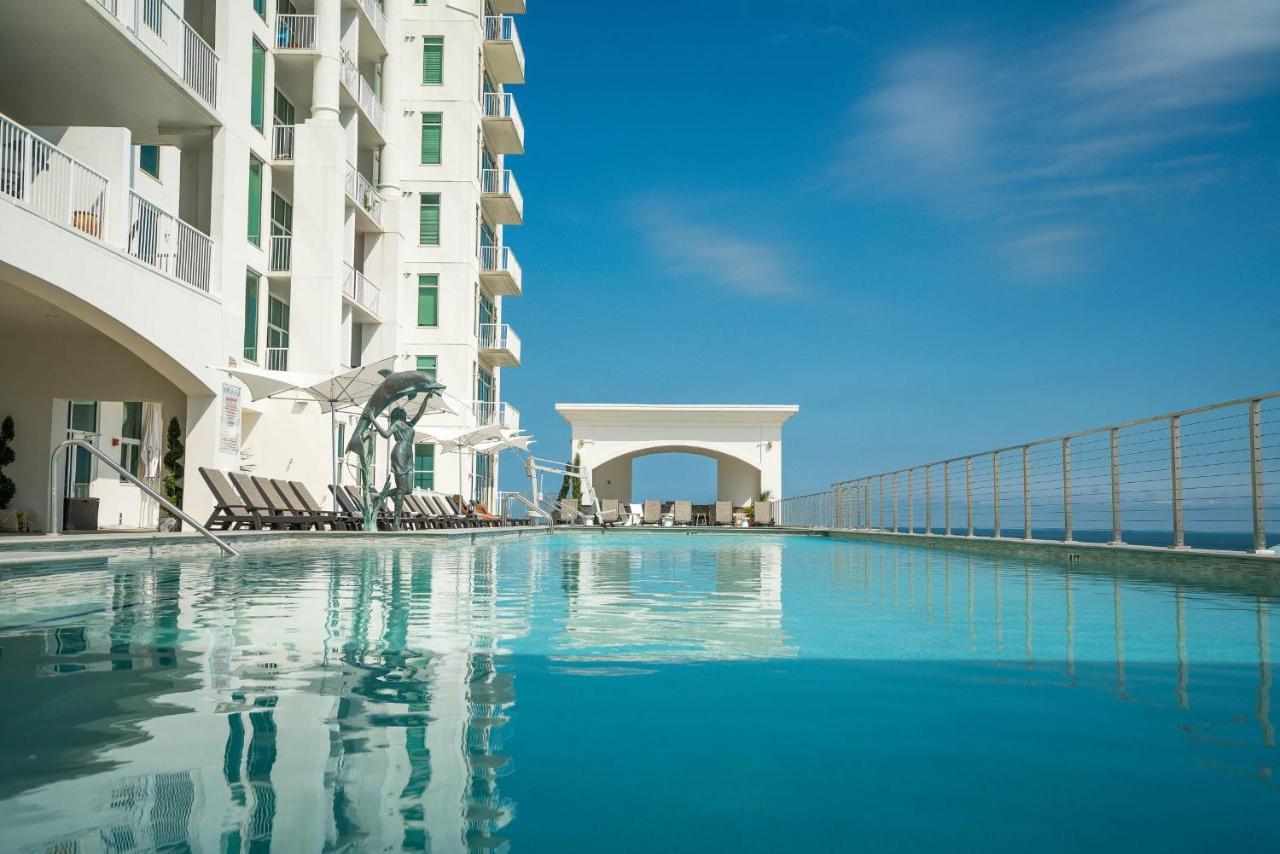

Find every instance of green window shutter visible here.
[417,275,439,326]
[416,356,438,377]
[419,193,440,245]
[251,39,266,132]
[421,113,442,165]
[247,156,263,246]
[243,269,260,361]
[414,443,435,491]
[422,37,443,85]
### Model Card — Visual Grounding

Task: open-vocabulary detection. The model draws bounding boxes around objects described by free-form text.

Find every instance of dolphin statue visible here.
[345,369,445,455]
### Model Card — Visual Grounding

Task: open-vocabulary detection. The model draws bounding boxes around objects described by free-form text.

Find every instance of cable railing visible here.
[342,264,381,316]
[92,0,219,110]
[126,191,213,292]
[340,53,385,132]
[781,392,1280,555]
[272,125,295,160]
[1,112,110,241]
[275,14,316,51]
[344,162,382,224]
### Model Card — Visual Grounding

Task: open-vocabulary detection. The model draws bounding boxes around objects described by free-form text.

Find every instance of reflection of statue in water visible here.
[345,369,445,531]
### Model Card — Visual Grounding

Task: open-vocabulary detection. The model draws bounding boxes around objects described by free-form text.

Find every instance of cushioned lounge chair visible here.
[673,500,692,526]
[754,500,774,527]
[715,501,733,526]
[291,481,357,530]
[643,500,661,525]
[599,499,620,527]
[558,498,579,525]
[228,471,297,529]
[199,467,257,530]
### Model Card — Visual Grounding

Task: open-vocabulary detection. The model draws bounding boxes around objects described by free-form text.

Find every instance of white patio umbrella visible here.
[138,402,164,527]
[415,424,507,501]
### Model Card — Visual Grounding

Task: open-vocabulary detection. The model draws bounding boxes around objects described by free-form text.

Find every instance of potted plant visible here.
[0,415,16,532]
[161,416,184,530]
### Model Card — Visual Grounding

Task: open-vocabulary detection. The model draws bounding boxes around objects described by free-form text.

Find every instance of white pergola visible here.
[555,404,799,506]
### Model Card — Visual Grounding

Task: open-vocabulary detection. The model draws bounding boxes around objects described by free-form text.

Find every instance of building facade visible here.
[0,0,527,529]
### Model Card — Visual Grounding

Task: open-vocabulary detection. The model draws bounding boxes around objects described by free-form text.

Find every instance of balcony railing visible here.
[344,163,382,224]
[1,112,110,242]
[127,191,213,292]
[354,0,387,45]
[340,53,385,132]
[481,91,525,154]
[265,347,289,371]
[342,264,381,317]
[92,0,219,110]
[272,125,295,161]
[478,322,521,365]
[480,168,523,224]
[275,14,317,51]
[474,401,520,432]
[479,244,522,293]
[483,15,526,83]
[269,234,291,272]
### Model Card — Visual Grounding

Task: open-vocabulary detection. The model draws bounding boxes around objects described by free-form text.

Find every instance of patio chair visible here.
[199,467,257,530]
[673,500,692,526]
[407,494,453,528]
[474,500,504,526]
[454,495,501,527]
[754,500,775,527]
[292,481,357,530]
[427,493,473,527]
[558,498,579,525]
[599,498,620,527]
[643,500,661,525]
[715,501,733,526]
[266,478,330,531]
[343,485,393,530]
[228,471,298,530]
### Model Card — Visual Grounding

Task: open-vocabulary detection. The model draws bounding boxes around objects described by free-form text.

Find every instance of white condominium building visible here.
[0,0,528,529]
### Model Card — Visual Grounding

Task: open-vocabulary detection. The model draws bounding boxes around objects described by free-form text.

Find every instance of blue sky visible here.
[497,0,1280,501]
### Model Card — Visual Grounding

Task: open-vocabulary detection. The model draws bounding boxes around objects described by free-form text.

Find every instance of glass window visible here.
[421,113,442,165]
[413,443,435,491]
[119,402,143,480]
[476,366,494,404]
[416,356,438,378]
[248,156,263,246]
[417,275,439,327]
[267,295,289,369]
[274,89,296,126]
[419,193,440,245]
[244,270,260,362]
[138,145,161,180]
[251,39,266,133]
[254,0,267,19]
[67,401,98,497]
[422,37,443,85]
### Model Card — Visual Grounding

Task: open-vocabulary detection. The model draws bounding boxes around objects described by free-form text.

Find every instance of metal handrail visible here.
[48,438,239,556]
[500,491,552,529]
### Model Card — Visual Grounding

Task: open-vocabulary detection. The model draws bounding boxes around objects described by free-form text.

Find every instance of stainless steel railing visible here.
[48,438,238,556]
[781,391,1280,554]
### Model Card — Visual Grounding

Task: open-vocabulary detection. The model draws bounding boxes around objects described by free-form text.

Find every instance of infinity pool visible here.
[0,532,1277,851]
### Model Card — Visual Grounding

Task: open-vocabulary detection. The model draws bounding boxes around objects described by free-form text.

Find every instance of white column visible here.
[312,0,341,121]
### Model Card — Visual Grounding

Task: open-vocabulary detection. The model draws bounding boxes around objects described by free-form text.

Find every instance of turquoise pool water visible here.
[0,532,1277,851]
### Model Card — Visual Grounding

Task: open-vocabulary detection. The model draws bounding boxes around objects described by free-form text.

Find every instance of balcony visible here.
[275,14,317,52]
[479,245,522,296]
[352,0,387,48]
[483,16,526,85]
[126,191,213,292]
[474,401,521,432]
[269,234,291,274]
[480,169,523,225]
[340,53,385,142]
[481,92,525,155]
[342,263,381,320]
[1,112,110,243]
[272,125,295,162]
[94,0,218,109]
[478,323,521,367]
[344,162,382,231]
[489,0,527,13]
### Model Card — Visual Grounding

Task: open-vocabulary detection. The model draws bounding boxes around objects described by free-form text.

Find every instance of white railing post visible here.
[966,457,974,537]
[924,465,932,534]
[1062,437,1073,543]
[1109,427,1123,545]
[992,452,1002,539]
[944,462,952,536]
[1250,400,1267,553]
[907,468,914,534]
[1170,415,1185,549]
[1022,445,1032,540]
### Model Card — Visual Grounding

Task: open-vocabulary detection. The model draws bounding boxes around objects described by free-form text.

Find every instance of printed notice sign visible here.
[220,383,241,456]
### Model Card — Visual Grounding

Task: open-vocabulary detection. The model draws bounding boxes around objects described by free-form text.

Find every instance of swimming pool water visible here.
[0,532,1277,851]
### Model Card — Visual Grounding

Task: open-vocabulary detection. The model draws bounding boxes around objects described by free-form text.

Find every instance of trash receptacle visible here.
[63,497,100,531]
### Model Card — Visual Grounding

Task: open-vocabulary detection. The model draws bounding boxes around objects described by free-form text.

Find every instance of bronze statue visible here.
[346,370,445,531]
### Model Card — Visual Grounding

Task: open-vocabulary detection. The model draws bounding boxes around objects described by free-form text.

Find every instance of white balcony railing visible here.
[127,191,213,292]
[1,112,110,242]
[340,53,385,132]
[354,0,387,44]
[481,91,525,152]
[275,14,316,51]
[474,401,520,432]
[344,163,382,224]
[272,125,295,161]
[265,347,289,371]
[479,322,522,362]
[342,264,381,317]
[484,15,526,78]
[480,244,522,289]
[480,168,523,223]
[93,0,219,109]
[269,234,291,272]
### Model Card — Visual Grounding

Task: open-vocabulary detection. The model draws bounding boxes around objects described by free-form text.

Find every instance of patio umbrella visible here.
[138,402,164,526]
[418,424,506,501]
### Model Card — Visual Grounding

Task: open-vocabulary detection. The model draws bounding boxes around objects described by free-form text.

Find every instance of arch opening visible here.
[590,445,762,508]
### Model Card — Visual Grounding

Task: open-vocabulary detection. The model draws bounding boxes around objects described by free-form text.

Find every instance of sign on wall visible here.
[219,384,241,456]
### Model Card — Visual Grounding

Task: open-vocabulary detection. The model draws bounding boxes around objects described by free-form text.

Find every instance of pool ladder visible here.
[48,439,239,557]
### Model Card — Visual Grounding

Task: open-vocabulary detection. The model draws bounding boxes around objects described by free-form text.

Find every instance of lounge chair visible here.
[342,485,393,529]
[642,500,661,525]
[199,467,257,530]
[599,499,620,527]
[715,501,733,526]
[558,498,579,525]
[754,500,775,527]
[473,500,504,526]
[673,500,692,526]
[266,478,333,530]
[427,493,472,526]
[292,481,357,530]
[405,495,450,528]
[229,471,298,529]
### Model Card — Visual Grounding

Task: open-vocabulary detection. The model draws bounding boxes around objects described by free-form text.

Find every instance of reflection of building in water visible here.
[558,541,791,661]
